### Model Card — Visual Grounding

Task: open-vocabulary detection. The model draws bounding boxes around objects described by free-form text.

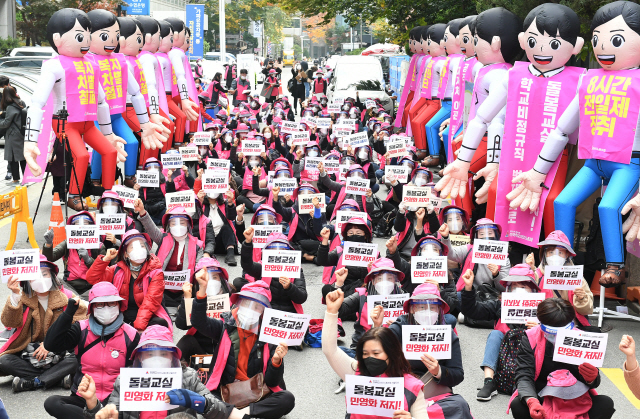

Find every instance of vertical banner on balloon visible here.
[186,4,205,59]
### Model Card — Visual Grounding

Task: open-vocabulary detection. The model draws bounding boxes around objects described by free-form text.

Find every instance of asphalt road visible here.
[0,68,638,418]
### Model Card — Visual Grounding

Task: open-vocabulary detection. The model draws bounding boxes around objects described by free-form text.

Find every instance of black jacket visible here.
[317,243,367,298]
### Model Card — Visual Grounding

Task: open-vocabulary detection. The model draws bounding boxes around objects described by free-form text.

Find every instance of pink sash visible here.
[448,57,478,150]
[495,62,584,247]
[578,68,640,164]
[437,54,463,100]
[410,56,431,107]
[419,56,445,100]
[394,53,420,128]
[125,56,150,107]
[57,55,98,122]
[88,53,128,115]
[138,50,170,116]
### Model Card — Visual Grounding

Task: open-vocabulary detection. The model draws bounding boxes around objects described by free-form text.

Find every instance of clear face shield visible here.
[541,321,574,344]
[400,158,415,171]
[357,148,370,161]
[275,169,291,179]
[297,186,316,196]
[168,216,189,238]
[145,162,161,172]
[410,299,442,325]
[341,103,352,112]
[265,240,292,250]
[543,246,570,267]
[347,169,366,180]
[101,198,122,215]
[370,271,399,296]
[303,109,313,117]
[444,209,465,234]
[255,210,277,226]
[341,156,356,166]
[306,147,320,158]
[126,238,149,264]
[248,158,261,168]
[223,132,234,143]
[475,225,499,241]
[133,344,181,368]
[412,171,430,187]
[205,267,224,295]
[71,214,93,226]
[235,297,266,333]
[285,135,293,147]
[419,240,443,258]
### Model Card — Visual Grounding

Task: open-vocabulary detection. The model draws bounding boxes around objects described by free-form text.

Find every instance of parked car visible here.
[9,46,55,57]
[327,56,393,113]
[0,57,46,69]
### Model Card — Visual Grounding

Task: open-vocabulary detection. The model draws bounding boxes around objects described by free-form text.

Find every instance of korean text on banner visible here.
[386,137,407,158]
[366,294,409,325]
[552,329,608,368]
[0,249,40,282]
[401,325,452,360]
[136,170,159,188]
[251,225,283,248]
[112,185,139,209]
[281,121,300,133]
[193,131,212,146]
[316,118,331,128]
[261,249,302,278]
[185,4,205,59]
[163,270,190,290]
[411,256,448,283]
[345,178,370,196]
[543,265,584,291]
[119,368,182,411]
[323,158,340,175]
[327,104,341,114]
[385,166,411,184]
[240,140,265,156]
[165,191,195,212]
[161,153,183,169]
[259,308,312,346]
[345,375,404,417]
[298,193,326,213]
[207,158,231,171]
[273,178,298,194]
[201,170,229,193]
[96,213,126,235]
[179,146,199,162]
[402,186,432,208]
[345,132,369,149]
[472,239,509,266]
[449,235,470,247]
[184,294,230,326]
[291,131,310,145]
[500,292,546,324]
[342,242,378,267]
[65,225,100,249]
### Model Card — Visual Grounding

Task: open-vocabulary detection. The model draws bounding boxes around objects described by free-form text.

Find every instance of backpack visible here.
[373,207,397,238]
[10,103,27,137]
[287,78,294,93]
[494,328,526,394]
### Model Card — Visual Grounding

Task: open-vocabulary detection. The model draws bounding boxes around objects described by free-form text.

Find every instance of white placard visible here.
[316,117,332,128]
[119,368,182,411]
[306,116,317,127]
[346,375,404,417]
[206,158,231,171]
[201,170,229,193]
[553,329,608,368]
[163,270,191,290]
[332,97,345,105]
[323,158,340,175]
[291,131,310,145]
[345,132,369,149]
[65,225,101,249]
[0,249,40,282]
[449,234,470,247]
[385,166,411,184]
[161,153,183,169]
[345,177,370,196]
[366,293,410,325]
[111,185,139,209]
[386,137,407,158]
[401,325,452,360]
[500,292,546,324]
[240,140,265,156]
[335,211,367,236]
[259,308,312,346]
[165,191,196,212]
[280,121,300,133]
[179,146,199,162]
[298,193,326,213]
[338,164,350,181]
[402,186,432,208]
[543,265,584,291]
[471,239,509,266]
[327,104,341,114]
[251,225,283,248]
[184,294,230,326]
[411,256,448,283]
[136,170,159,188]
[273,178,298,194]
[267,171,275,188]
[333,126,353,138]
[193,131,212,146]
[261,249,302,278]
[96,213,126,235]
[365,99,376,109]
[342,242,378,267]
[303,156,322,174]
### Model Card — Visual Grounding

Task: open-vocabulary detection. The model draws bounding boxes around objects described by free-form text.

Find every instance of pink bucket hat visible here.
[341,217,372,241]
[230,280,272,308]
[131,325,182,359]
[500,263,541,291]
[538,230,576,257]
[538,370,589,399]
[403,282,450,314]
[364,258,405,284]
[97,190,124,209]
[88,282,124,307]
[195,257,229,281]
[161,206,194,231]
[118,229,152,259]
[251,204,283,225]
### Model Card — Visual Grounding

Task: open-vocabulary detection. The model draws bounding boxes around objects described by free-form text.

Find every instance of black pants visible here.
[213,223,238,254]
[52,176,67,201]
[510,395,615,419]
[44,392,110,419]
[249,389,295,419]
[9,160,26,181]
[64,278,93,298]
[176,334,212,363]
[0,353,77,388]
[237,195,259,213]
[163,290,184,308]
[294,239,320,259]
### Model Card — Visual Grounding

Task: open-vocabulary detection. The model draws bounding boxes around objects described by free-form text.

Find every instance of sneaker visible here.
[4,174,11,181]
[62,374,72,389]
[335,379,346,394]
[12,377,38,393]
[458,312,465,324]
[224,252,237,266]
[477,378,497,401]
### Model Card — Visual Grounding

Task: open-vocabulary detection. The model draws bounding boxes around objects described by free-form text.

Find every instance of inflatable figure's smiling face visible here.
[458,24,475,58]
[90,22,120,56]
[55,19,91,58]
[592,15,640,70]
[519,19,583,73]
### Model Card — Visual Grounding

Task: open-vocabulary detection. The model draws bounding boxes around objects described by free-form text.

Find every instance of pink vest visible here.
[197,214,209,248]
[577,68,640,164]
[468,62,512,123]
[235,78,250,101]
[330,188,367,221]
[322,235,343,285]
[57,55,98,122]
[139,50,170,116]
[67,249,89,282]
[125,55,150,107]
[350,372,424,419]
[87,53,128,115]
[448,56,478,156]
[156,51,172,94]
[455,245,474,292]
[437,54,464,100]
[243,167,266,191]
[76,319,138,400]
[495,63,584,247]
[157,234,199,280]
[394,54,422,127]
[314,78,325,93]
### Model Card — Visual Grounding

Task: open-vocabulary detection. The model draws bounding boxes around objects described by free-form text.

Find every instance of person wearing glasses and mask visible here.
[43,212,107,298]
[438,205,471,237]
[95,191,142,252]
[43,282,139,419]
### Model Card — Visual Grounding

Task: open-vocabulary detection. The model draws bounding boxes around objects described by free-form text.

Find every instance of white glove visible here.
[473,163,499,204]
[435,159,470,199]
[506,169,548,212]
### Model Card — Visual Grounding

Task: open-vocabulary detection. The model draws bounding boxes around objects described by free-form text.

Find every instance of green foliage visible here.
[16,0,60,46]
[345,48,366,55]
[0,37,21,56]
[204,40,211,54]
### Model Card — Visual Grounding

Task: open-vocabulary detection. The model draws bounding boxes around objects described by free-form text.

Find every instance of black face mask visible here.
[347,234,368,243]
[363,356,388,377]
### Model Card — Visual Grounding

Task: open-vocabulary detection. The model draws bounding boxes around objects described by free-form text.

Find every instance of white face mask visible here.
[93,305,120,325]
[414,178,427,187]
[141,355,173,369]
[264,132,272,139]
[208,192,220,199]
[546,255,566,267]
[241,76,247,80]
[511,286,530,295]
[374,281,394,296]
[170,225,188,238]
[128,246,148,264]
[206,280,222,295]
[307,150,319,157]
[422,250,441,259]
[102,205,119,215]
[358,150,369,161]
[249,160,259,168]
[414,310,439,325]
[237,306,261,330]
[30,275,52,294]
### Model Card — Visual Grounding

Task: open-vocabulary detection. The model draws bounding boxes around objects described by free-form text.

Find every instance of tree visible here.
[16,0,60,46]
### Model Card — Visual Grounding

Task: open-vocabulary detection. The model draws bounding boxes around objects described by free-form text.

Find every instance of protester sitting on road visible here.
[0,256,87,393]
[323,288,427,418]
[86,229,170,331]
[136,158,169,226]
[96,190,142,252]
[191,280,296,418]
[43,282,140,419]
[43,211,106,298]
[620,335,640,400]
[79,325,239,419]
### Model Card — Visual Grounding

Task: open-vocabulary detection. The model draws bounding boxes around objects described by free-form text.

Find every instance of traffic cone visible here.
[590,269,625,301]
[49,192,66,248]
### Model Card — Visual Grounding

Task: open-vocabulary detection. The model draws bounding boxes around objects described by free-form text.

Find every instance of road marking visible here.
[0,217,13,229]
[601,368,640,409]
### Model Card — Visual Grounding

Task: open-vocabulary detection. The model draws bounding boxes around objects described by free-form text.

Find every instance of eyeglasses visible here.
[93,301,119,309]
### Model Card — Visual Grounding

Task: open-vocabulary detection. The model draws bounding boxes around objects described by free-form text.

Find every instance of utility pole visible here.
[220,0,226,64]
